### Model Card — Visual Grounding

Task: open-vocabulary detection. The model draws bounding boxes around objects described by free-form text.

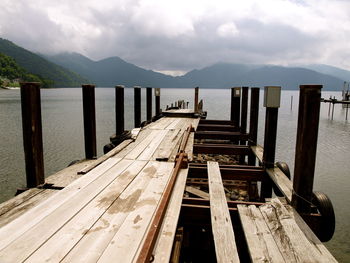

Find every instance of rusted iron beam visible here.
[292,85,322,213]
[194,131,249,141]
[196,124,238,132]
[20,82,45,188]
[188,166,264,181]
[193,144,250,155]
[199,119,235,125]
[82,84,97,159]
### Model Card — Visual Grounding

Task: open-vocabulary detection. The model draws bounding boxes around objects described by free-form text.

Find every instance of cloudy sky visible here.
[0,0,349,75]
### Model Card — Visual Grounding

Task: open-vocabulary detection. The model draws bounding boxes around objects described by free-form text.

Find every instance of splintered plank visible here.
[115,129,153,158]
[237,205,285,263]
[25,160,148,263]
[152,169,188,263]
[62,161,163,263]
[185,186,209,199]
[97,162,175,263]
[0,157,121,252]
[0,159,133,262]
[207,161,240,263]
[152,129,181,160]
[184,132,194,161]
[259,198,336,263]
[137,130,168,160]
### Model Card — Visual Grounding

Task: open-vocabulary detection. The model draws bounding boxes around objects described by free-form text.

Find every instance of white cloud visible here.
[0,0,349,71]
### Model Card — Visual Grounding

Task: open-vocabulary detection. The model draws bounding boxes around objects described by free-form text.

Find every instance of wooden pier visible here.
[0,84,338,262]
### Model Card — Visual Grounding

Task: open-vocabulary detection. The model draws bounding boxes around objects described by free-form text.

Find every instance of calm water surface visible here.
[0,88,349,262]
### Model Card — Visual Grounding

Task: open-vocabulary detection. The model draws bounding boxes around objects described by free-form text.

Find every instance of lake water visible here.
[0,88,349,262]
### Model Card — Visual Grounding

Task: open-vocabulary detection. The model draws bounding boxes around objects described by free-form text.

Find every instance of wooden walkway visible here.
[0,116,198,262]
[0,114,337,262]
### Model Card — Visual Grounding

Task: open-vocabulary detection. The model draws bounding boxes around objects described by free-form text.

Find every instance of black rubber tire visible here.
[273,162,291,197]
[312,191,335,242]
[103,143,115,154]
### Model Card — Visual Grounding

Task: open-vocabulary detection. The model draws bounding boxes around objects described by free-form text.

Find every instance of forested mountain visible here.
[46,52,345,90]
[0,53,52,87]
[45,52,175,87]
[0,38,87,87]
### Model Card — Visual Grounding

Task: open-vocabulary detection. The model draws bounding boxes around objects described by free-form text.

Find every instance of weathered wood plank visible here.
[97,162,174,263]
[62,161,162,263]
[0,157,121,252]
[25,160,148,263]
[78,139,133,174]
[259,198,336,263]
[152,129,181,160]
[148,117,176,130]
[0,158,131,262]
[184,132,194,161]
[207,161,240,263]
[137,130,168,160]
[251,144,263,164]
[185,186,209,199]
[147,169,188,263]
[266,167,293,203]
[237,205,285,263]
[165,118,182,130]
[124,130,160,160]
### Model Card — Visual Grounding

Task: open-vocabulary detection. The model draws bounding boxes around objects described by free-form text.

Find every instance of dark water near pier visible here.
[0,88,349,262]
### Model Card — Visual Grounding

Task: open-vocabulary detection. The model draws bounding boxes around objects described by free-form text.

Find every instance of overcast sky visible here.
[0,0,349,75]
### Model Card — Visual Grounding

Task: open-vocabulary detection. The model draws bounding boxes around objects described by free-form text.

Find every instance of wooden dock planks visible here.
[238,198,337,263]
[207,161,240,263]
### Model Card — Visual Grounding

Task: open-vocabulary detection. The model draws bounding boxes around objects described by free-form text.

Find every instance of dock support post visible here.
[230,87,241,128]
[115,85,125,136]
[261,86,281,200]
[240,86,249,163]
[292,85,322,213]
[248,88,260,166]
[134,86,141,128]
[155,88,161,116]
[194,87,199,113]
[146,87,152,121]
[20,82,45,187]
[82,84,97,159]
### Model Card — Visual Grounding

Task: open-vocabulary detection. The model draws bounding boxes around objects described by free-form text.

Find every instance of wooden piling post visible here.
[248,88,260,166]
[241,87,248,134]
[20,82,45,187]
[194,87,199,113]
[230,87,241,128]
[261,86,281,200]
[134,86,141,128]
[115,85,125,136]
[82,84,97,159]
[155,88,161,116]
[146,87,152,121]
[292,85,322,213]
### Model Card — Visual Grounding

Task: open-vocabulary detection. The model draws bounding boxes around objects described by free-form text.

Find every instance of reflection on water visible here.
[0,88,349,262]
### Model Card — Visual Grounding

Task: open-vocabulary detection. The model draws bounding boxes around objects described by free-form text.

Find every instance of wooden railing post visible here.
[115,85,125,136]
[155,88,161,116]
[230,87,241,128]
[146,87,152,121]
[20,82,45,187]
[292,85,322,213]
[248,87,260,165]
[134,86,141,128]
[261,86,281,200]
[194,87,199,112]
[82,84,97,159]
